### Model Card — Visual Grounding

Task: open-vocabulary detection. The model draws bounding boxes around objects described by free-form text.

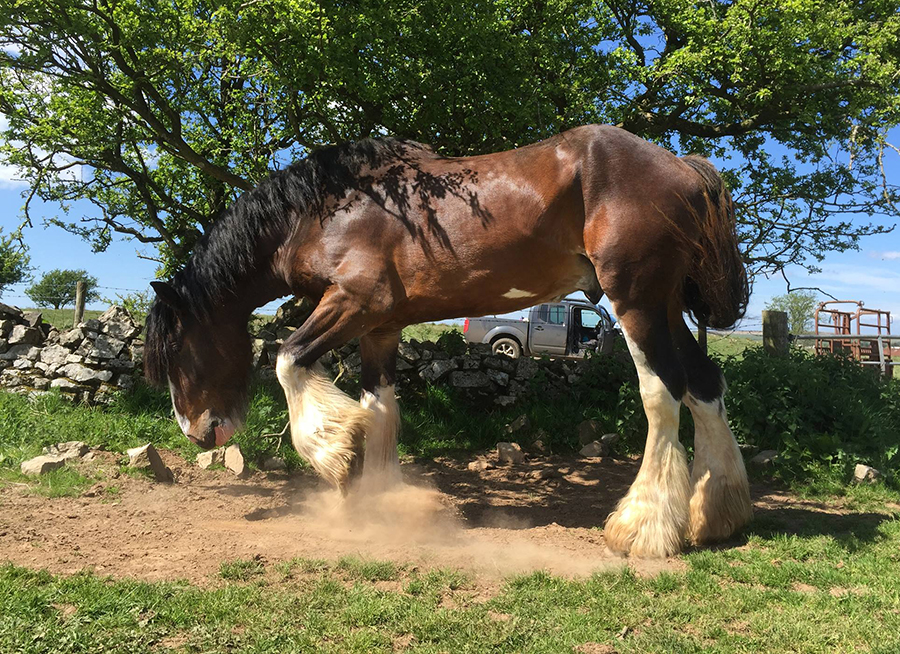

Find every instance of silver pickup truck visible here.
[463,300,616,359]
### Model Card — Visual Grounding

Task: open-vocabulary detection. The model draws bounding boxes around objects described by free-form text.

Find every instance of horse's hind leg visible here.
[603,306,691,558]
[359,329,402,489]
[276,288,376,494]
[671,319,753,544]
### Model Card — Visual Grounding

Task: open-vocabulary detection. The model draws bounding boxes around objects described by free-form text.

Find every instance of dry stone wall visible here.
[0,303,143,404]
[253,298,593,406]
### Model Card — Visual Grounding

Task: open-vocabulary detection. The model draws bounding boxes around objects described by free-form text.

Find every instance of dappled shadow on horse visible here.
[144,124,750,558]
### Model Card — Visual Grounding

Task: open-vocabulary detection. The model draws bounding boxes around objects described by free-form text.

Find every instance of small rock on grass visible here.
[467,458,495,473]
[853,463,881,484]
[577,419,603,446]
[21,455,68,476]
[126,443,173,483]
[504,415,530,435]
[497,442,525,465]
[749,449,779,467]
[260,456,286,471]
[42,441,90,460]
[225,444,249,477]
[196,448,225,469]
[579,440,608,457]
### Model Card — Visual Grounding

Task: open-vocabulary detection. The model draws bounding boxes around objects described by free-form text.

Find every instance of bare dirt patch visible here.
[0,450,858,584]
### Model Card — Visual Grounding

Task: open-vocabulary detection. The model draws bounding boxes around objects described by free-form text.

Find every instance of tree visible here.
[25,269,99,310]
[1,0,898,277]
[766,291,819,334]
[0,228,30,298]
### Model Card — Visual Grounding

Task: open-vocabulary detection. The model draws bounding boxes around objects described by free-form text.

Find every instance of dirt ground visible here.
[0,450,854,584]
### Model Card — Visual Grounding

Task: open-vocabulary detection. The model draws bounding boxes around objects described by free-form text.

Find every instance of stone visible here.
[12,358,32,370]
[467,458,495,472]
[395,358,413,371]
[420,358,457,382]
[8,325,43,346]
[515,357,538,380]
[87,334,126,359]
[853,464,881,484]
[505,414,530,435]
[59,328,85,348]
[600,433,621,448]
[749,450,779,466]
[497,442,525,465]
[577,419,603,446]
[483,355,516,374]
[21,454,69,476]
[116,374,135,391]
[0,302,23,319]
[738,443,759,458]
[126,443,173,482]
[225,444,248,477]
[397,341,421,361]
[50,378,90,392]
[531,438,547,453]
[448,370,490,388]
[0,344,40,361]
[485,369,510,386]
[23,311,42,327]
[39,344,70,367]
[494,395,517,407]
[57,363,113,384]
[80,319,101,332]
[579,440,609,457]
[260,456,287,471]
[42,441,90,459]
[197,448,225,469]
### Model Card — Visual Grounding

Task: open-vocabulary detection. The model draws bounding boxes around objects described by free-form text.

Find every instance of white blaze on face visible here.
[502,288,537,299]
[168,379,191,436]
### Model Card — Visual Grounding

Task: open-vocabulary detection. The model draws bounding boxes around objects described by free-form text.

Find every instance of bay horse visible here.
[145,124,751,558]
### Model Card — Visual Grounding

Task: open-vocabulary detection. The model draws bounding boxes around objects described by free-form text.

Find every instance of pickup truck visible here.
[463,300,616,359]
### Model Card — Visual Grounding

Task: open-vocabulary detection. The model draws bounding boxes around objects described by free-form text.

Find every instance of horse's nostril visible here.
[209,417,221,429]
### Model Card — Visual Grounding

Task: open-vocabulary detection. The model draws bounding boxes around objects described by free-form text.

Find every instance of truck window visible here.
[580,310,601,329]
[548,305,565,325]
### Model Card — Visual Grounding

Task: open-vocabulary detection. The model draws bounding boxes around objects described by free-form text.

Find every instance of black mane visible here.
[144,136,431,386]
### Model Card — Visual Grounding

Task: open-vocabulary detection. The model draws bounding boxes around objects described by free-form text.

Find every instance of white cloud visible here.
[814,264,900,294]
[0,161,27,188]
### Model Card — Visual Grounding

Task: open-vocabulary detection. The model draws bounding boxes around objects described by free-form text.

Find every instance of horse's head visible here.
[145,281,252,449]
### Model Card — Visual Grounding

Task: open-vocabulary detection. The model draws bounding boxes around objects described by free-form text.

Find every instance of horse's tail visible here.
[680,156,749,330]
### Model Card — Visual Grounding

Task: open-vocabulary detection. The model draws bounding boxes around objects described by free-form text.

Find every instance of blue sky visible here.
[1,135,898,330]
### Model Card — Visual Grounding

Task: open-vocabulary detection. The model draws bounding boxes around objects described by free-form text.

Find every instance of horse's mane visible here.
[145,137,432,386]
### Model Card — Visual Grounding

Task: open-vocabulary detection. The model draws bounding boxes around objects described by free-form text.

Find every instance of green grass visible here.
[402,322,462,343]
[21,307,103,331]
[706,332,761,359]
[2,494,899,653]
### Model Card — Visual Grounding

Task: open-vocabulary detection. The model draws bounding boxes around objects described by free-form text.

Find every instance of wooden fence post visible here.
[762,310,789,356]
[73,280,86,326]
[698,320,708,354]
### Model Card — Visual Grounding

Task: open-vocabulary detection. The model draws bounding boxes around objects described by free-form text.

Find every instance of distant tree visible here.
[25,269,99,309]
[766,291,819,334]
[0,228,30,297]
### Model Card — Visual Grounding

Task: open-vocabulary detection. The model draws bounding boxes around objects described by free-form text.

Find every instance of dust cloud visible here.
[288,473,622,579]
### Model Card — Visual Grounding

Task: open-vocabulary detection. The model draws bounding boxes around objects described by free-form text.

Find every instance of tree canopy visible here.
[1,0,898,277]
[0,228,29,297]
[766,290,819,334]
[25,268,99,309]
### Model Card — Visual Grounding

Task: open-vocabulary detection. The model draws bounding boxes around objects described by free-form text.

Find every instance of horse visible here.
[144,124,751,558]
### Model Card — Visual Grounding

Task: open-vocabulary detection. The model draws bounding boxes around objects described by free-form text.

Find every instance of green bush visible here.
[724,347,900,482]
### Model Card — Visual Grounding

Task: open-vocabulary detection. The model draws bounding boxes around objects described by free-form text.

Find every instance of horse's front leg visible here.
[359,329,403,490]
[275,289,375,494]
[603,308,691,558]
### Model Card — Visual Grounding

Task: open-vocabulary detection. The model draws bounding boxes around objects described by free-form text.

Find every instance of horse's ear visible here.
[150,282,185,313]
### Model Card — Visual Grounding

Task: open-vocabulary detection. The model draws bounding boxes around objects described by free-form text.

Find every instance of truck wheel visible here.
[491,337,521,359]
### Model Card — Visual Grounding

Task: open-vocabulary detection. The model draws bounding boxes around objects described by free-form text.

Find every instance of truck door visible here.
[530,304,568,355]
